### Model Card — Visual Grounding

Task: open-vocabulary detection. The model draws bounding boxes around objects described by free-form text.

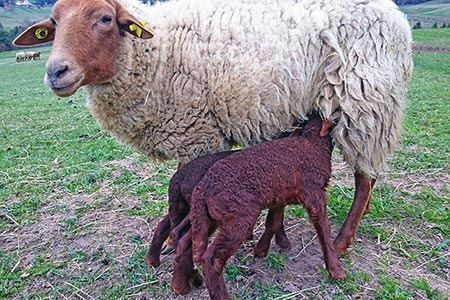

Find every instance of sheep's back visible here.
[88,0,412,176]
[196,137,331,212]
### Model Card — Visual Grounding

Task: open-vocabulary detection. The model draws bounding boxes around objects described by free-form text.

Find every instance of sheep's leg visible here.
[274,208,291,250]
[304,192,346,279]
[254,207,290,257]
[172,230,203,295]
[170,215,191,249]
[145,214,170,267]
[363,178,377,215]
[163,189,189,254]
[202,223,255,300]
[334,173,375,254]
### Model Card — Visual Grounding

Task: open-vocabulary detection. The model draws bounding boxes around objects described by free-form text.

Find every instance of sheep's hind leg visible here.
[202,225,253,300]
[254,207,290,257]
[172,230,203,295]
[334,173,375,255]
[274,208,291,250]
[145,214,170,267]
[363,178,377,215]
[170,215,191,249]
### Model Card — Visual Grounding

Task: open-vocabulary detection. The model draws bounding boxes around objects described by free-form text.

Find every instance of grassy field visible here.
[0,6,51,28]
[412,27,450,48]
[1,30,449,299]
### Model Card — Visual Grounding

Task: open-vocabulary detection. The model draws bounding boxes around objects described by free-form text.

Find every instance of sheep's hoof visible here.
[172,281,191,295]
[160,244,175,255]
[253,248,268,258]
[190,271,204,289]
[330,268,346,280]
[144,252,160,268]
[333,237,351,256]
[275,235,292,250]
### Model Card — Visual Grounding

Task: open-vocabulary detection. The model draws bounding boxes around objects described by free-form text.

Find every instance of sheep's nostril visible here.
[47,64,68,84]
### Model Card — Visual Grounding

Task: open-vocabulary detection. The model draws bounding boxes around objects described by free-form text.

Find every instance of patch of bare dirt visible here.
[413,45,450,54]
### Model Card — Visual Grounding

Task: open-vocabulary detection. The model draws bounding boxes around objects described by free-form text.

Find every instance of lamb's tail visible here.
[190,186,211,268]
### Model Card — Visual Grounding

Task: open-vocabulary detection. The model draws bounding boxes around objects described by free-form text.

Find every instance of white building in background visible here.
[15,0,34,6]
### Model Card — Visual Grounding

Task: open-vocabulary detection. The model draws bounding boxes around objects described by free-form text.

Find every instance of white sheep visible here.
[15,51,26,62]
[13,0,413,253]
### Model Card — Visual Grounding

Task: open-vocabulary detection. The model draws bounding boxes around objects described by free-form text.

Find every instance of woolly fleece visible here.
[85,0,413,177]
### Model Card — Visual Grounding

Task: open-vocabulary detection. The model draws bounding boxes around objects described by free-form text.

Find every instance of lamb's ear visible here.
[13,19,55,46]
[117,8,153,39]
[320,120,333,137]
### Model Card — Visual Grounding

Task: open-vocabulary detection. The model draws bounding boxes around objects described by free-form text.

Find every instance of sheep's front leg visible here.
[304,192,346,279]
[172,230,203,295]
[145,214,171,267]
[334,173,375,255]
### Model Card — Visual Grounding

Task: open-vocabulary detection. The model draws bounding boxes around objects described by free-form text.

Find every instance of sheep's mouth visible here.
[46,76,83,97]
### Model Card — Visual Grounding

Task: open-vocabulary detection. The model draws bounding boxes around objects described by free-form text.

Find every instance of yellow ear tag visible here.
[35,27,49,40]
[129,20,146,38]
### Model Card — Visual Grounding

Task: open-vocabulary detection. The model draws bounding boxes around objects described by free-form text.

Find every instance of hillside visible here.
[400,0,450,28]
[0,5,51,28]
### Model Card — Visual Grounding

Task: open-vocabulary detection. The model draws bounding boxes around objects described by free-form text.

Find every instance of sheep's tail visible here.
[190,186,211,268]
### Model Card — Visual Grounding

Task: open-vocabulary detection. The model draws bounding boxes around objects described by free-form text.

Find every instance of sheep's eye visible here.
[100,15,112,24]
[50,18,57,26]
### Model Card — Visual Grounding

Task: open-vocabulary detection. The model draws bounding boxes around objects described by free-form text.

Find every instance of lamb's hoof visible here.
[144,252,160,268]
[172,281,191,295]
[160,244,175,255]
[253,248,268,258]
[333,237,351,256]
[190,271,204,289]
[275,235,292,250]
[329,268,346,280]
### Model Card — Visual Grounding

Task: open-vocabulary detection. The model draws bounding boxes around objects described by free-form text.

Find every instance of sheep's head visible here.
[13,0,153,97]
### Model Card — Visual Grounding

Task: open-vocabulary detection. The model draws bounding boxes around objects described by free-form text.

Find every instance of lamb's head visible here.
[301,113,333,139]
[13,0,153,97]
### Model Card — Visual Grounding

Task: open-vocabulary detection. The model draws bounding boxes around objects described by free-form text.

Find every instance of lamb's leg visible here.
[334,172,375,255]
[172,230,203,295]
[162,188,189,254]
[170,215,191,249]
[202,224,255,300]
[274,208,291,250]
[145,214,170,267]
[304,192,346,279]
[254,207,290,257]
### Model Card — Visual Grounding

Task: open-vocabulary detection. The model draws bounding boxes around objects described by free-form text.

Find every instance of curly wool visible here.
[85,0,413,177]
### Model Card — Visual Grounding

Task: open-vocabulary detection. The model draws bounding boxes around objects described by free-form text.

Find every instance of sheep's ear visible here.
[13,19,55,46]
[320,120,333,137]
[117,9,153,39]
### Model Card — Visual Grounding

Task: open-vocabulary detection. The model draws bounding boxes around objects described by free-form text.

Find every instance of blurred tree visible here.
[413,21,422,29]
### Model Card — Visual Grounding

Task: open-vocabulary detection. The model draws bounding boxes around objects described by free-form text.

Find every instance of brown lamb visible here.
[183,113,345,300]
[145,150,292,269]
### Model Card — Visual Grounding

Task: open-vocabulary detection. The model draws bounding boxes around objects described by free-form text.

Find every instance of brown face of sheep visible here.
[13,0,153,97]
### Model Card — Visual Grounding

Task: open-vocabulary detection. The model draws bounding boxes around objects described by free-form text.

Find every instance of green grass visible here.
[1,29,449,300]
[412,27,450,48]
